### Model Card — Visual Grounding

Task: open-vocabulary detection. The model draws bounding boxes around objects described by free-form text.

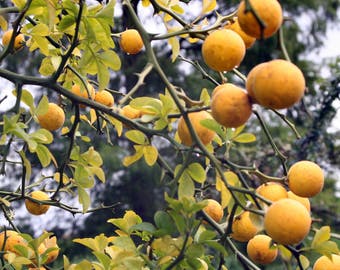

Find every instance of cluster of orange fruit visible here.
[177,0,305,147]
[0,230,59,269]
[202,160,339,268]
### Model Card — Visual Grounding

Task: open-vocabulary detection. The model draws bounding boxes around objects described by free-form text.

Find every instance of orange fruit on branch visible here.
[287,191,311,212]
[95,90,114,107]
[211,83,252,128]
[203,199,224,223]
[288,160,324,198]
[0,230,27,254]
[231,211,259,242]
[120,29,144,55]
[247,59,305,110]
[2,29,25,50]
[25,191,50,215]
[37,103,65,131]
[202,29,245,72]
[313,254,340,270]
[264,198,311,245]
[237,0,283,39]
[256,182,287,202]
[225,17,256,49]
[247,234,278,265]
[177,110,215,146]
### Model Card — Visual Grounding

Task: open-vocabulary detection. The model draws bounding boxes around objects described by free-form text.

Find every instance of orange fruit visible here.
[201,29,245,72]
[2,29,25,49]
[288,160,324,198]
[248,59,306,109]
[237,0,283,39]
[177,111,215,146]
[287,191,311,212]
[231,211,259,242]
[203,199,224,223]
[0,230,27,253]
[225,18,256,49]
[256,182,288,202]
[37,103,65,131]
[71,83,95,107]
[120,105,142,119]
[120,29,144,55]
[264,198,311,245]
[211,83,252,128]
[313,254,340,270]
[247,234,278,265]
[94,90,114,107]
[25,191,50,215]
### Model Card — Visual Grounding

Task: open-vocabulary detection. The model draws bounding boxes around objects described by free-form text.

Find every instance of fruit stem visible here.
[279,26,292,62]
[271,109,301,139]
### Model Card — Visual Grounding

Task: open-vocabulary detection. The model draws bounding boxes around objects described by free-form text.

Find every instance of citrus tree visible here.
[0,0,339,269]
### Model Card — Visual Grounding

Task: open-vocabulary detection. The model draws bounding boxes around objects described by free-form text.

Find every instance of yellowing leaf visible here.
[123,148,144,167]
[202,0,216,14]
[312,226,331,248]
[216,177,231,209]
[187,163,206,183]
[125,130,148,145]
[142,0,150,6]
[143,145,158,166]
[0,16,8,30]
[168,36,180,62]
[233,133,256,143]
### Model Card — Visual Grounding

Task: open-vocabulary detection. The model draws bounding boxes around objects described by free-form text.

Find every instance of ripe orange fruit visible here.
[248,59,306,109]
[25,191,50,215]
[225,18,256,49]
[313,254,340,270]
[120,105,142,119]
[256,182,288,202]
[287,191,311,212]
[288,160,324,198]
[71,83,95,107]
[120,29,144,55]
[94,90,114,107]
[211,83,252,128]
[177,111,215,146]
[264,198,311,245]
[237,0,283,39]
[203,199,224,223]
[2,29,25,49]
[37,103,65,131]
[201,29,245,72]
[231,211,259,242]
[247,234,278,265]
[0,230,27,253]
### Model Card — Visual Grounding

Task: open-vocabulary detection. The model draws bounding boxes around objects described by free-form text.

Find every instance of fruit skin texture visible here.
[203,199,224,223]
[313,254,340,270]
[25,191,50,215]
[2,29,25,49]
[94,90,114,107]
[245,62,266,103]
[71,83,95,108]
[237,0,283,39]
[288,160,324,198]
[177,111,215,146]
[249,59,306,109]
[256,182,288,202]
[211,83,252,128]
[120,29,144,55]
[287,191,311,212]
[231,211,259,242]
[37,103,65,131]
[202,29,245,72]
[225,18,256,49]
[247,234,278,265]
[264,198,311,245]
[0,230,27,253]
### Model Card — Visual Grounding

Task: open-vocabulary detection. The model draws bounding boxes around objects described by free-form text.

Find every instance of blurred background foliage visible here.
[0,0,339,267]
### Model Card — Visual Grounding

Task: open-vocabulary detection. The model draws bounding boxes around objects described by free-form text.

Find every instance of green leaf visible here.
[78,187,91,213]
[312,226,331,248]
[312,241,339,257]
[35,95,49,116]
[93,251,111,270]
[12,89,34,113]
[297,254,310,270]
[204,240,228,256]
[197,229,217,243]
[98,50,121,71]
[233,133,256,143]
[19,150,31,182]
[108,211,142,233]
[154,211,177,236]
[11,0,26,9]
[125,130,148,145]
[82,147,103,167]
[143,145,158,166]
[200,118,225,138]
[178,173,195,199]
[30,129,53,144]
[187,163,206,183]
[88,166,106,183]
[130,222,156,234]
[36,144,52,167]
[95,0,115,26]
[97,61,110,90]
[74,165,94,188]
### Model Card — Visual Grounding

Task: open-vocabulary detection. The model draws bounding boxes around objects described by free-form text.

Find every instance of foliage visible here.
[0,0,339,269]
